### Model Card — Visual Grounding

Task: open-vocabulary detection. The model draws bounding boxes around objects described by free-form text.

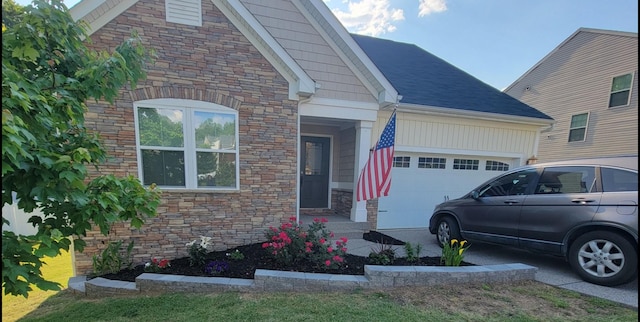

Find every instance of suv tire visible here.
[568,231,637,286]
[435,216,461,248]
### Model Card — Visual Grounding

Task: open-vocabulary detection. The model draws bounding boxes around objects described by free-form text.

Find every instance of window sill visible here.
[160,189,240,194]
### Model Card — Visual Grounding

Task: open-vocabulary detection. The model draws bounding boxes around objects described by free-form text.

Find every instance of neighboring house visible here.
[504,28,638,162]
[68,0,552,275]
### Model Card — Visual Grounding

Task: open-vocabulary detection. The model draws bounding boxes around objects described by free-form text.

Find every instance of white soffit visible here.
[70,0,139,35]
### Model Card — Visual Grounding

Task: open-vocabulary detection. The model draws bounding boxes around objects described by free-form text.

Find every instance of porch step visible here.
[322,220,370,240]
[299,214,369,240]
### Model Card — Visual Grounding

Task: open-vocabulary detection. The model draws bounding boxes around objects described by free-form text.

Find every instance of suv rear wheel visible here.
[435,216,461,248]
[568,231,637,286]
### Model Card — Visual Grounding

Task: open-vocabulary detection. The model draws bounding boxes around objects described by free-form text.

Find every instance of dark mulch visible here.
[97,232,472,282]
[363,230,405,245]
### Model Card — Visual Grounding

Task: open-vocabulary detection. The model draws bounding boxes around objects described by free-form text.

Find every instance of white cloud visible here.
[418,0,448,17]
[329,0,405,36]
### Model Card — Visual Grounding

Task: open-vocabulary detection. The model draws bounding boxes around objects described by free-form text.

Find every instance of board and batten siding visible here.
[241,0,376,103]
[372,111,539,161]
[506,30,638,162]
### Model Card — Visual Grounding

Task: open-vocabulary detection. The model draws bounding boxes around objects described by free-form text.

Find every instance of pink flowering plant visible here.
[262,217,348,269]
[144,258,171,272]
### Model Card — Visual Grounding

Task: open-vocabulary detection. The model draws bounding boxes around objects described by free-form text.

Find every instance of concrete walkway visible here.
[346,228,638,309]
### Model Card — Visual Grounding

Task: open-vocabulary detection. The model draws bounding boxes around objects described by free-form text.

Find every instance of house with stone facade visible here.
[68,0,552,275]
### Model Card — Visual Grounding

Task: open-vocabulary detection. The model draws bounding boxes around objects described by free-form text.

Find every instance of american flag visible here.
[356,111,396,201]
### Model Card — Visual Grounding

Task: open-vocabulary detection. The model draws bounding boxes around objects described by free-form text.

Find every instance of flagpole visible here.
[356,105,397,202]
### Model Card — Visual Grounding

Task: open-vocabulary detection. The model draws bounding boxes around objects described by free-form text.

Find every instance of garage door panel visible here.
[377,154,513,229]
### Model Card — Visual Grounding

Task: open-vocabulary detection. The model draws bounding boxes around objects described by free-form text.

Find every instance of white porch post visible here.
[351,120,373,222]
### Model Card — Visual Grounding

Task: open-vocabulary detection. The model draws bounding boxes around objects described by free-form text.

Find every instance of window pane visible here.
[480,169,537,197]
[453,159,479,170]
[418,157,446,169]
[141,150,185,186]
[570,113,588,128]
[197,152,236,187]
[602,168,638,192]
[568,128,586,142]
[138,108,184,147]
[393,156,410,168]
[486,160,509,171]
[535,166,595,194]
[609,91,630,107]
[611,74,632,91]
[194,111,236,150]
[304,142,324,175]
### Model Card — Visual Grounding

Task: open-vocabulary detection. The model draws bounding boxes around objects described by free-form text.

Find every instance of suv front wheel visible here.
[568,231,637,286]
[435,216,461,248]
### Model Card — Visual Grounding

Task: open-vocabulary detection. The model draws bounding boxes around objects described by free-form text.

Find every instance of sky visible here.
[16,0,638,91]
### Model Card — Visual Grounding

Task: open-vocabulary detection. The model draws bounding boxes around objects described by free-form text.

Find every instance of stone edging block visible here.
[73,263,537,296]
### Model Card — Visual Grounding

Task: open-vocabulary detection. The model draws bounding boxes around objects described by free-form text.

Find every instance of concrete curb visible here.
[70,263,537,297]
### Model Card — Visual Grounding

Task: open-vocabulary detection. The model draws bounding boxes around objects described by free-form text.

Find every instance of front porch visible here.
[299,210,373,240]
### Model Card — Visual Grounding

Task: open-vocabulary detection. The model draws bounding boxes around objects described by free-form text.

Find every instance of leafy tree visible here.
[2,0,160,297]
[2,0,24,29]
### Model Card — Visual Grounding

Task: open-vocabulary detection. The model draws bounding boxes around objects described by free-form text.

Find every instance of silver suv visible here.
[429,156,638,286]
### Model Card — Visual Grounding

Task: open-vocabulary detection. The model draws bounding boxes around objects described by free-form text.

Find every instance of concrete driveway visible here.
[375,228,638,309]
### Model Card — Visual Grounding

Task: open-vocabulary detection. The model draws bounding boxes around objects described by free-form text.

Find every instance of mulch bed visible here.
[97,231,471,282]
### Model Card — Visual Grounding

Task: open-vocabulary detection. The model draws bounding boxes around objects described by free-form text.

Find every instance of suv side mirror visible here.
[471,190,480,200]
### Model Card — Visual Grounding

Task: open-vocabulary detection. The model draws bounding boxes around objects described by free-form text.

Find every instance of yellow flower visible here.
[450,239,458,246]
[459,248,465,255]
[460,240,467,247]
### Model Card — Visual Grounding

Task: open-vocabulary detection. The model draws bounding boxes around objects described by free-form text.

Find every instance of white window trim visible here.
[608,72,634,108]
[133,98,239,190]
[568,112,590,143]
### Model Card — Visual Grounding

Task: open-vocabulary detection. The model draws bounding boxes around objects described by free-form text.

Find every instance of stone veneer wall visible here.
[331,189,352,218]
[76,0,297,275]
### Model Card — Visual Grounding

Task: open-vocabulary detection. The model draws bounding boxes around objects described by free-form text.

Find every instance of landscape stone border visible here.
[69,263,537,297]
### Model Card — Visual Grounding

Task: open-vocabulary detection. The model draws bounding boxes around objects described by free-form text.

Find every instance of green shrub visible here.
[441,239,470,266]
[403,242,423,262]
[186,236,212,267]
[92,240,134,275]
[368,243,396,265]
[262,217,348,269]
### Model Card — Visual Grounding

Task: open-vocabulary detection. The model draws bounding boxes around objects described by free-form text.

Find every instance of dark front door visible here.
[300,136,330,208]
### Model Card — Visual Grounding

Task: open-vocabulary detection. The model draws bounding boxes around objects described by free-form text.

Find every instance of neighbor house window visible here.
[418,157,446,169]
[568,113,589,142]
[486,160,509,171]
[134,99,238,190]
[609,73,633,108]
[453,159,479,170]
[393,156,410,168]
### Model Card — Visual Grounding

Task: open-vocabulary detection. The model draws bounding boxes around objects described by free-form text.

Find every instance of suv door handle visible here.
[504,199,520,205]
[571,198,596,204]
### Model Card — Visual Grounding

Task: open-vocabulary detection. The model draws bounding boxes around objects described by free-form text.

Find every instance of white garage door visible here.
[377,153,514,229]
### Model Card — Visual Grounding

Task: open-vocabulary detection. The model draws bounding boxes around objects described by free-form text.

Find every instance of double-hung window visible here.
[134,99,239,190]
[609,73,633,108]
[568,113,589,142]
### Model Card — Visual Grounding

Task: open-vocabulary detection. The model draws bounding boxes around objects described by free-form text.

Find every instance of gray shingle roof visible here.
[352,34,552,120]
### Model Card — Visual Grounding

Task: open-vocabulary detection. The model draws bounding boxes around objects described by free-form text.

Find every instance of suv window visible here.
[601,167,638,192]
[535,166,596,194]
[479,169,537,197]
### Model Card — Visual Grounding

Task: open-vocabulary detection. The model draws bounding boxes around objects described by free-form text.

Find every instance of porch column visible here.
[351,120,373,222]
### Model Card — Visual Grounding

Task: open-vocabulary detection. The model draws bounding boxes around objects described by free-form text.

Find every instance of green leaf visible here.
[2,0,158,297]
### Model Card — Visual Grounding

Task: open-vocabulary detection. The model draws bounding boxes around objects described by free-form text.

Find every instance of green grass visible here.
[12,288,638,322]
[3,251,637,322]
